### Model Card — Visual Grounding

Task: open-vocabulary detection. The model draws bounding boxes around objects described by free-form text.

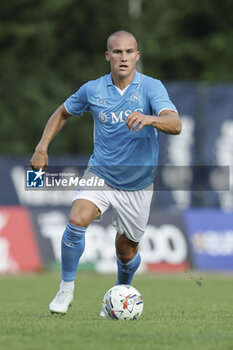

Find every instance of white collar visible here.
[114,84,130,96]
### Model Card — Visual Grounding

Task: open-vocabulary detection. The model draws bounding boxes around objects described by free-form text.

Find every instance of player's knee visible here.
[69,199,100,228]
[69,213,90,228]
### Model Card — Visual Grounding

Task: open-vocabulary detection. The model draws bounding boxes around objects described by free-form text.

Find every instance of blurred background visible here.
[0,0,233,275]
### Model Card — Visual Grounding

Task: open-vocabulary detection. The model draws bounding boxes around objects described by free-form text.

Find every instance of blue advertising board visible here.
[184,209,233,271]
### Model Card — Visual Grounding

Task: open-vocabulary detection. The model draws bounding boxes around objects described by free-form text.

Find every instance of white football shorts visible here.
[72,171,154,242]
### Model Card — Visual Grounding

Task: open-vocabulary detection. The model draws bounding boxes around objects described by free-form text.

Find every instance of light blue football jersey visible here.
[65,71,177,190]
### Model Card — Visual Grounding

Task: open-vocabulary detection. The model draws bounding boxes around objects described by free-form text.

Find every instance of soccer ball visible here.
[102,284,143,320]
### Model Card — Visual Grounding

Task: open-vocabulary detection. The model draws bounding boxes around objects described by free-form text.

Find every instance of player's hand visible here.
[30,150,48,171]
[126,111,153,131]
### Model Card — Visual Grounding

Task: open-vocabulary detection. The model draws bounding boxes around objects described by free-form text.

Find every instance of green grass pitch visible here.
[0,271,233,350]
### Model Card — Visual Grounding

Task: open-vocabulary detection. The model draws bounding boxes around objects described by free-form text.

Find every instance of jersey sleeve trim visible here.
[64,100,83,117]
[64,83,89,117]
[64,101,74,115]
[158,107,178,115]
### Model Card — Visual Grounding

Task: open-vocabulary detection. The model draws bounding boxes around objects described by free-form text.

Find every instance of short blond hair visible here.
[107,31,138,50]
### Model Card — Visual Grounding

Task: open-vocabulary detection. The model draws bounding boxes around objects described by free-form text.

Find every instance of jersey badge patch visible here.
[98,111,108,123]
[130,92,141,103]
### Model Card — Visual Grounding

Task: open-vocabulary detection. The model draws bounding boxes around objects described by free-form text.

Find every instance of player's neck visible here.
[111,71,135,90]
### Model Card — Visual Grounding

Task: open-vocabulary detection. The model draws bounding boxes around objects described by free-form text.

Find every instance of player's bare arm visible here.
[126,109,182,135]
[30,103,71,170]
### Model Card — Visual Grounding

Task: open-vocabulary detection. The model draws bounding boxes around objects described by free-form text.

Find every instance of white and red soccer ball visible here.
[102,284,143,320]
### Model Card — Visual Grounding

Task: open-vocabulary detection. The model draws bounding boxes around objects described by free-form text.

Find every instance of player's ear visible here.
[136,51,140,62]
[105,51,110,62]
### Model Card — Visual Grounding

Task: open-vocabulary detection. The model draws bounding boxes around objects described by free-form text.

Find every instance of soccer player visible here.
[30,30,181,315]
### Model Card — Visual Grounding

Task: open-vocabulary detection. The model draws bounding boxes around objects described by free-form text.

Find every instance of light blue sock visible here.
[116,252,141,285]
[61,221,86,282]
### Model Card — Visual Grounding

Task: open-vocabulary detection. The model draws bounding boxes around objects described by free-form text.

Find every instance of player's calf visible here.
[115,233,141,285]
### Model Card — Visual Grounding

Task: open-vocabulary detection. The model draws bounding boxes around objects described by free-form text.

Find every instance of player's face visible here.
[105,35,140,84]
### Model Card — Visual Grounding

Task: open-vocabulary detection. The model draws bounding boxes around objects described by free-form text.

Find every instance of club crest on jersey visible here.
[130,92,141,103]
[98,111,108,123]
